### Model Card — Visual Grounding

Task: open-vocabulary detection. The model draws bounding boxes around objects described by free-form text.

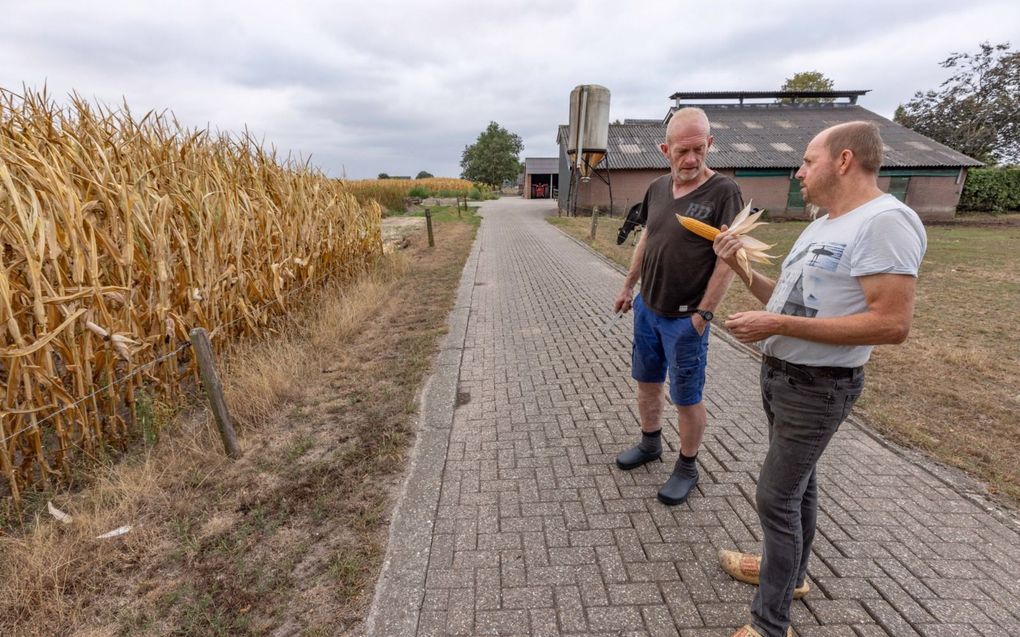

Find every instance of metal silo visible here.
[566,84,614,216]
[567,84,611,180]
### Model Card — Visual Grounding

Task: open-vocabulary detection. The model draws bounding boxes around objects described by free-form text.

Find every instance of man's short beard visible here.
[674,166,702,183]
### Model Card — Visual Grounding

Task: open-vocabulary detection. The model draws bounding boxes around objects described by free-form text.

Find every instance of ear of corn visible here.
[0,88,382,503]
[676,215,720,240]
[675,201,776,283]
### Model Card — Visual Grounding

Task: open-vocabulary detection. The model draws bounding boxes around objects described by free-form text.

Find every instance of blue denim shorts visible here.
[632,294,710,406]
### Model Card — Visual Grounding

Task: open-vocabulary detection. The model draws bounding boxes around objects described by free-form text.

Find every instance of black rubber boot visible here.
[657,454,699,505]
[616,429,662,470]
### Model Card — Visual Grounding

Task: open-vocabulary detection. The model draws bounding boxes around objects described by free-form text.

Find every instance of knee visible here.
[755,480,792,530]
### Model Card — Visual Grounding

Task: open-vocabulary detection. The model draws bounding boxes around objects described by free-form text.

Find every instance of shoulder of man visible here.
[641,174,673,211]
[706,172,744,224]
[709,171,741,191]
[649,173,672,192]
[858,195,924,228]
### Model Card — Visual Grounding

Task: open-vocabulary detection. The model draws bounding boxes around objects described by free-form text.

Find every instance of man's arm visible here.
[614,229,647,313]
[724,273,917,345]
[691,256,735,334]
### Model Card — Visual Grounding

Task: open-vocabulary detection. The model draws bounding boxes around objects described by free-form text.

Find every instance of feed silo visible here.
[567,84,611,179]
[565,84,613,215]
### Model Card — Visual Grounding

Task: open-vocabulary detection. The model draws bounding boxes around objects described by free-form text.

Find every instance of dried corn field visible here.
[0,89,382,504]
[345,177,482,211]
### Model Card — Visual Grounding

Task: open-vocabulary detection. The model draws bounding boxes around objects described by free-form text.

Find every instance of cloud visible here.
[2,0,1018,177]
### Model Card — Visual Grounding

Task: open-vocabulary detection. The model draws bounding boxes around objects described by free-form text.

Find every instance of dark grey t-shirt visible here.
[637,173,743,317]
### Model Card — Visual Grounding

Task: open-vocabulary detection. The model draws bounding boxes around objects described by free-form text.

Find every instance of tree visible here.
[460,122,524,187]
[415,170,434,179]
[894,42,1019,164]
[778,71,835,103]
[377,172,390,179]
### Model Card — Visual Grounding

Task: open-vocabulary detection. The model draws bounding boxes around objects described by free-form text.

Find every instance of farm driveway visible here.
[366,196,1020,637]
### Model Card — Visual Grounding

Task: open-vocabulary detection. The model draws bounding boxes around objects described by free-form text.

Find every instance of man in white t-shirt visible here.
[712,121,927,637]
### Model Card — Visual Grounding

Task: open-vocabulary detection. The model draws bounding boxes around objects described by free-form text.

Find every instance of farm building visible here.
[522,157,560,199]
[556,90,983,221]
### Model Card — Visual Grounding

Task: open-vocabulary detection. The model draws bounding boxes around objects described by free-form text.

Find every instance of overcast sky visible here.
[2,0,1018,179]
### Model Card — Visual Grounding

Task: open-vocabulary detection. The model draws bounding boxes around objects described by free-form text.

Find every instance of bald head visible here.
[821,121,884,174]
[660,107,714,186]
[666,107,710,143]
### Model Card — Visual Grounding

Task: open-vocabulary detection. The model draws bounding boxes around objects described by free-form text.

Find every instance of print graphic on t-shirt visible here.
[806,242,846,272]
[779,273,818,318]
[769,240,849,318]
[684,202,714,220]
[770,244,818,318]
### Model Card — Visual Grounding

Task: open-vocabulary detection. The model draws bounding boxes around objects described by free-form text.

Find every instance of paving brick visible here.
[627,561,680,582]
[922,599,992,624]
[529,608,560,636]
[608,582,664,605]
[474,609,530,634]
[446,587,475,634]
[797,627,858,637]
[916,625,985,637]
[587,605,645,632]
[554,585,587,633]
[502,586,554,609]
[851,626,892,637]
[695,601,752,627]
[807,599,873,624]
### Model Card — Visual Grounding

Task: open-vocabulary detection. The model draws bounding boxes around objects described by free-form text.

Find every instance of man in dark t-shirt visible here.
[612,107,742,505]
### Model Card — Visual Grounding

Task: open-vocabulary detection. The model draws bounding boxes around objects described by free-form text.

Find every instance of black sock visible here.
[638,429,662,454]
[675,451,698,476]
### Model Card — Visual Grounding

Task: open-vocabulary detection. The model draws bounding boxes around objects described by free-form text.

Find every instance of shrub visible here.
[407,185,430,199]
[959,167,1020,212]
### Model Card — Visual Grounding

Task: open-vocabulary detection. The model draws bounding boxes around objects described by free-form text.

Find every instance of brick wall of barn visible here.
[562,169,965,222]
[896,175,965,221]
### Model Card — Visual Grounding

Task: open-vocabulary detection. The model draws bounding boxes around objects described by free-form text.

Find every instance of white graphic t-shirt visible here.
[761,193,927,367]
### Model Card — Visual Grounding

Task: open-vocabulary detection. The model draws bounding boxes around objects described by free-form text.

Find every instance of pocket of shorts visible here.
[682,316,702,338]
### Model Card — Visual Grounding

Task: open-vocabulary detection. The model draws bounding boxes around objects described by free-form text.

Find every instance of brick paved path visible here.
[367,197,1020,637]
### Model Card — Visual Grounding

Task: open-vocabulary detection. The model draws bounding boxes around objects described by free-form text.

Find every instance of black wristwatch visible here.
[695,309,714,322]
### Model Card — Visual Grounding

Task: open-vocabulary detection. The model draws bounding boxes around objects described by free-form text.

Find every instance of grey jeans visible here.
[751,359,865,637]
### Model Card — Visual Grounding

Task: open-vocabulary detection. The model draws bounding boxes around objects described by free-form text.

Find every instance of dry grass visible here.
[0,88,381,503]
[0,209,478,635]
[549,211,1020,505]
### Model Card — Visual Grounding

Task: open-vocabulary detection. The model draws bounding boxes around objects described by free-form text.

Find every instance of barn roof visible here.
[557,102,982,170]
[524,157,559,174]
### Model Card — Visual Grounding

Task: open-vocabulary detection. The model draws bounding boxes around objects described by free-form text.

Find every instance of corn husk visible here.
[676,200,775,283]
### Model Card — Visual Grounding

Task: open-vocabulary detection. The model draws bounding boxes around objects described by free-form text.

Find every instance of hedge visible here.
[959,167,1020,212]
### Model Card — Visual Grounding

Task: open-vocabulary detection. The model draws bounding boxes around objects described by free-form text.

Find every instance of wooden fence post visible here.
[189,328,241,458]
[425,208,435,247]
[589,206,599,240]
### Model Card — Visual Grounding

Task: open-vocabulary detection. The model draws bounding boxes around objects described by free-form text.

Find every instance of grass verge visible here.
[548,211,1020,506]
[0,208,479,635]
